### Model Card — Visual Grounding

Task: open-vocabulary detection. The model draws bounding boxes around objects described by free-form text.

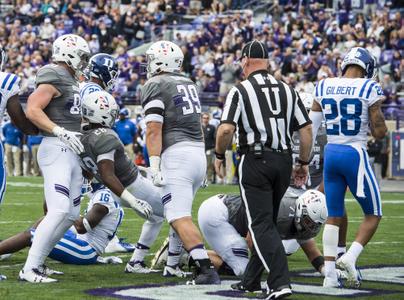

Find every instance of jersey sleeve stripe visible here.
[358,79,371,97]
[7,75,18,91]
[145,114,163,124]
[1,73,11,89]
[320,79,325,97]
[315,83,319,97]
[145,107,164,116]
[365,82,377,99]
[143,99,165,112]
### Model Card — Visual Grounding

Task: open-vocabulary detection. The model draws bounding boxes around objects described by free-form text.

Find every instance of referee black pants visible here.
[238,151,292,290]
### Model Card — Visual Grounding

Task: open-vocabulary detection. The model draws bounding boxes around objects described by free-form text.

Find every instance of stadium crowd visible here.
[0,0,402,181]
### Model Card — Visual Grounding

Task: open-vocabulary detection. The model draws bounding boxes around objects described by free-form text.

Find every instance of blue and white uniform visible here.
[314,77,384,217]
[0,72,21,204]
[79,81,103,100]
[31,188,124,265]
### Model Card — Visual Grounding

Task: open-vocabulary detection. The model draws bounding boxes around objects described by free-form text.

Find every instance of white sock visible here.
[189,244,209,260]
[24,211,71,271]
[130,219,163,262]
[345,241,364,264]
[322,224,339,279]
[167,227,183,267]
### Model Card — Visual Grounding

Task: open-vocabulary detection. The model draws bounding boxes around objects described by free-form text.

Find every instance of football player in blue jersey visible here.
[0,47,38,281]
[311,47,387,288]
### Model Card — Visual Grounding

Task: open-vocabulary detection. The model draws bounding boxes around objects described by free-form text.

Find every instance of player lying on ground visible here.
[0,187,123,268]
[80,90,185,275]
[311,47,387,288]
[198,191,327,292]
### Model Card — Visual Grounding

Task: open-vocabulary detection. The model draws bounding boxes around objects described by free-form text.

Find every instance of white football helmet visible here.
[82,90,119,128]
[145,41,183,77]
[295,190,327,234]
[52,34,91,79]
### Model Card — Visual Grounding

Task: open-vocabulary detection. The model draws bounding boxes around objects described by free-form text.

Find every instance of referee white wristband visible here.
[82,218,92,233]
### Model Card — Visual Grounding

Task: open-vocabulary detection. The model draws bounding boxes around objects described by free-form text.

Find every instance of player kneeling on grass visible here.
[197,191,327,292]
[0,187,123,274]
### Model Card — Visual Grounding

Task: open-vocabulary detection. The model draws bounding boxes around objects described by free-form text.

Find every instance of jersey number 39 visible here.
[177,85,201,115]
[322,98,362,136]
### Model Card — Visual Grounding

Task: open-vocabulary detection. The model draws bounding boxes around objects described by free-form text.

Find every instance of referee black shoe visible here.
[231,281,262,293]
[257,285,292,299]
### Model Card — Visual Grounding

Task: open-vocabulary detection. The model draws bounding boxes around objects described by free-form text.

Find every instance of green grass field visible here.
[0,177,403,299]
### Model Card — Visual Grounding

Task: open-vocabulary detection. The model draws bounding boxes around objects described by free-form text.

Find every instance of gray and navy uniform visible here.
[198,194,319,276]
[80,127,164,218]
[0,72,21,204]
[36,64,81,136]
[291,125,327,189]
[141,72,206,222]
[35,64,83,225]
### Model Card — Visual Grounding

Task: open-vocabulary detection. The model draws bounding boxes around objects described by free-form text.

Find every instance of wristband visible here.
[215,151,225,160]
[311,255,325,272]
[82,218,92,233]
[52,126,64,136]
[149,156,161,172]
[120,188,138,208]
[298,158,310,166]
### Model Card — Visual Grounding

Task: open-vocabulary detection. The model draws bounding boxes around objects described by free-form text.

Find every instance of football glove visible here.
[52,126,84,155]
[120,189,153,219]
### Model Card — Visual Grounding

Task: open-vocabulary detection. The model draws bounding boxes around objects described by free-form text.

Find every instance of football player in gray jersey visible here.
[20,34,91,283]
[197,191,328,291]
[142,41,220,284]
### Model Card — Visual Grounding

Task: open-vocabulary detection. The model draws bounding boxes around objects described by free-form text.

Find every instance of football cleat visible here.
[105,236,136,253]
[125,260,152,274]
[163,265,188,278]
[18,268,57,283]
[336,255,361,288]
[231,281,262,293]
[264,286,292,300]
[323,276,343,288]
[150,237,169,270]
[96,256,123,264]
[186,267,220,285]
[38,265,64,276]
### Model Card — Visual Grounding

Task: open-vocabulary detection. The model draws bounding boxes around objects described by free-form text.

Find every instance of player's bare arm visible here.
[146,122,163,157]
[26,83,60,133]
[214,123,235,178]
[6,95,38,135]
[74,204,108,234]
[300,239,324,274]
[97,159,125,196]
[369,101,387,139]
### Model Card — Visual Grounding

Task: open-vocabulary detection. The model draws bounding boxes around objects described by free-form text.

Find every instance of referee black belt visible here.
[238,144,291,155]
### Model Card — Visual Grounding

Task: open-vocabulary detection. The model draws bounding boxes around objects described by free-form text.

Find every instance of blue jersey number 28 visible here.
[322,98,362,136]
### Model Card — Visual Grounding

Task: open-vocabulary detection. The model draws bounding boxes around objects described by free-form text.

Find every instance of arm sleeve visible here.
[35,66,63,94]
[309,110,323,139]
[367,81,385,107]
[141,82,165,124]
[220,86,241,126]
[293,90,312,130]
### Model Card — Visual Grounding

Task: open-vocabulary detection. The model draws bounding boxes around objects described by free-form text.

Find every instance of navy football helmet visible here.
[88,53,120,91]
[341,47,377,79]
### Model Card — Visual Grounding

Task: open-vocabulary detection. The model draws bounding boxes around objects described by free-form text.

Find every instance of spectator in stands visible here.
[113,108,137,162]
[201,113,216,184]
[3,121,23,177]
[218,55,239,100]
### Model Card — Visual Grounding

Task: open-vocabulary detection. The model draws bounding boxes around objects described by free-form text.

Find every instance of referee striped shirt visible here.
[221,70,311,150]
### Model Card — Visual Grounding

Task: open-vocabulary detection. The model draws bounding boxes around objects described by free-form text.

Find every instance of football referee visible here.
[214,40,313,299]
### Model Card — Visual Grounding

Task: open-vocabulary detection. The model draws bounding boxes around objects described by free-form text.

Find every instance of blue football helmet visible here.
[88,53,120,91]
[119,107,130,118]
[341,47,377,79]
